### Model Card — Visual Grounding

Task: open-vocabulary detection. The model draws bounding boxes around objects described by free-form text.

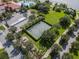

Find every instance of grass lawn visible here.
[45,10,66,24]
[0,25,5,30]
[73,51,79,59]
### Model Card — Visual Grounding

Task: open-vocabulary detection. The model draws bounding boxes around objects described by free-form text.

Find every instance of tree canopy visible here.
[59,16,71,28]
[40,28,59,48]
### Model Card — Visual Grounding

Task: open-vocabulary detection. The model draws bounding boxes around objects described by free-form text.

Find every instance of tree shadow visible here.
[62,43,68,50]
[50,52,60,59]
[59,40,68,50]
[11,48,20,57]
[69,33,75,38]
[3,40,13,48]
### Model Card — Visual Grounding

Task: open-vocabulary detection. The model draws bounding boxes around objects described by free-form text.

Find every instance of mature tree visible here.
[15,32,22,39]
[59,3,67,10]
[59,34,69,46]
[40,28,59,48]
[2,12,12,20]
[53,3,67,12]
[9,26,17,33]
[67,26,75,36]
[55,7,61,12]
[29,14,36,21]
[64,8,76,19]
[70,41,79,55]
[22,48,32,59]
[34,3,49,14]
[69,9,76,19]
[62,53,73,59]
[59,16,71,28]
[51,44,62,59]
[6,33,15,41]
[25,41,34,52]
[37,15,45,21]
[19,4,28,13]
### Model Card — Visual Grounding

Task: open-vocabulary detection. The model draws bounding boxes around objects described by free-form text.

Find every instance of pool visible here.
[27,21,51,39]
